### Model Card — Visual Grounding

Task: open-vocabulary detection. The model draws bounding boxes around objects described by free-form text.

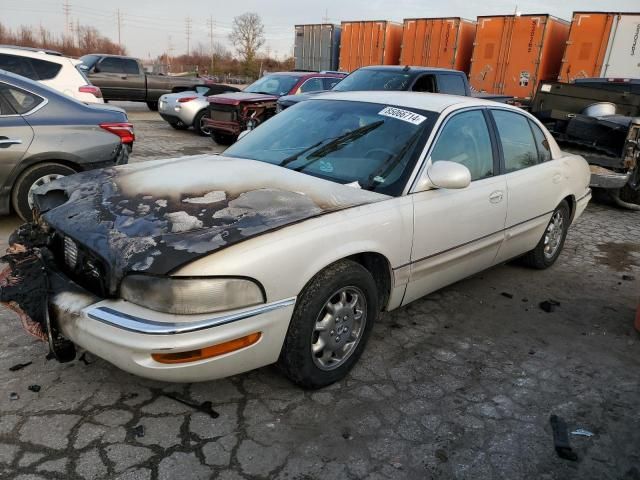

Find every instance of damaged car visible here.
[0,92,591,388]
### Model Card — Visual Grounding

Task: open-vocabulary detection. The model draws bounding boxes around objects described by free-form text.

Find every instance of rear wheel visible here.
[212,132,236,145]
[146,101,159,111]
[12,163,77,221]
[193,110,211,136]
[278,260,378,389]
[520,200,570,269]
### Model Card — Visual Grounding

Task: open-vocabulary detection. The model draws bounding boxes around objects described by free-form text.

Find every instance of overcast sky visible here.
[2,0,638,59]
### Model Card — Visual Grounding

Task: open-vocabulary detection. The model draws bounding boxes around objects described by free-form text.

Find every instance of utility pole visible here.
[207,15,214,74]
[167,34,174,71]
[63,0,71,39]
[116,9,123,47]
[185,17,192,56]
[75,18,80,48]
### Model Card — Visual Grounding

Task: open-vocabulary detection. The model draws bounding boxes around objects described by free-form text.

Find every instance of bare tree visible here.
[229,12,264,75]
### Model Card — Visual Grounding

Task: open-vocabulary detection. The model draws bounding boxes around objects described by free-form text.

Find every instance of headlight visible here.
[120,276,265,315]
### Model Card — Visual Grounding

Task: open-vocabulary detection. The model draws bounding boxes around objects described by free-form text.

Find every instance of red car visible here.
[204,71,345,144]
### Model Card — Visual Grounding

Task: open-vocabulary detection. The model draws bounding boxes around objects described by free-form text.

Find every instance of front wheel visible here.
[146,101,159,111]
[278,260,378,389]
[193,110,211,136]
[12,163,77,221]
[212,132,236,145]
[520,200,570,269]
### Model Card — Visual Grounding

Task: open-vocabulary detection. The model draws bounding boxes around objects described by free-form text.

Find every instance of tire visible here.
[278,260,379,389]
[11,163,77,221]
[212,132,236,145]
[619,184,640,206]
[146,101,159,111]
[520,200,570,269]
[169,122,188,130]
[193,110,211,136]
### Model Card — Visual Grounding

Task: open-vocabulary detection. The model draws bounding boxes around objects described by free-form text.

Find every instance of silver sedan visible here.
[158,84,240,136]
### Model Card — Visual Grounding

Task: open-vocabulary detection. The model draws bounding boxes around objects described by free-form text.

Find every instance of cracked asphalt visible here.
[0,104,639,480]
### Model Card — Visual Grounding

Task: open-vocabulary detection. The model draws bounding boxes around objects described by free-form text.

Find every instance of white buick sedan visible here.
[7,92,591,388]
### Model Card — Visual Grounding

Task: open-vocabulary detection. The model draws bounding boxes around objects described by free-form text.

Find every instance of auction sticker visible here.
[378,106,427,125]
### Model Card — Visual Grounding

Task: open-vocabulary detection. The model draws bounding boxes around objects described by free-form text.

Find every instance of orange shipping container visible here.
[469,14,570,99]
[400,17,476,73]
[560,12,640,81]
[339,21,403,72]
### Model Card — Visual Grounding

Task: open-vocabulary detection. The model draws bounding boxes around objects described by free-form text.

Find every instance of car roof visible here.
[355,65,463,74]
[307,91,507,113]
[0,46,76,65]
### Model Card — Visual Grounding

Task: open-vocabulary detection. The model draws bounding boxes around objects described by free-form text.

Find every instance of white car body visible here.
[32,92,590,383]
[0,47,104,104]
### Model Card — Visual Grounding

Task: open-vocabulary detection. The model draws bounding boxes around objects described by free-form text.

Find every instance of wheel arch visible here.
[562,194,576,223]
[9,157,82,201]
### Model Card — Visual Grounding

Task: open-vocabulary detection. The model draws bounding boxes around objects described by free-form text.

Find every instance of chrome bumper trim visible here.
[86,297,296,335]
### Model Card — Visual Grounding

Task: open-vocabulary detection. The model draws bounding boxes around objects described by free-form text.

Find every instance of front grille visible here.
[52,233,108,297]
[210,104,236,122]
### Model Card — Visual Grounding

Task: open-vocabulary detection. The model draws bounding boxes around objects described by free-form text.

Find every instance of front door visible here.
[404,108,507,305]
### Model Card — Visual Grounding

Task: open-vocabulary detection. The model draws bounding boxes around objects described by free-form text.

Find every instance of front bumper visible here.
[54,292,295,382]
[203,118,242,136]
[589,165,631,190]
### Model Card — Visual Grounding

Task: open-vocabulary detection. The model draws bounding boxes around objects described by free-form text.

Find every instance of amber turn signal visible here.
[151,332,261,364]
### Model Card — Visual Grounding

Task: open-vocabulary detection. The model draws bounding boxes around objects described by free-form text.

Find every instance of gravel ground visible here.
[0,104,638,480]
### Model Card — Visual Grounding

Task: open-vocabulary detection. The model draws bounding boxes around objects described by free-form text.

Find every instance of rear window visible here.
[0,54,62,80]
[0,84,45,114]
[79,54,101,70]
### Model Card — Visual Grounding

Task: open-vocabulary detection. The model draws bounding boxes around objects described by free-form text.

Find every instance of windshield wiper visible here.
[246,91,275,95]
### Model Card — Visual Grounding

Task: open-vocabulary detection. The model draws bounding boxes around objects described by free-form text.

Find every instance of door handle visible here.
[0,138,22,148]
[120,75,127,79]
[489,190,504,203]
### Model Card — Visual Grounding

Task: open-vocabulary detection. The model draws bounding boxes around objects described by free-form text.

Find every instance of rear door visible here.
[0,83,36,189]
[121,59,146,101]
[489,108,563,262]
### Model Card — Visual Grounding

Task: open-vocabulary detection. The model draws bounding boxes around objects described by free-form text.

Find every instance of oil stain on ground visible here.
[595,242,640,272]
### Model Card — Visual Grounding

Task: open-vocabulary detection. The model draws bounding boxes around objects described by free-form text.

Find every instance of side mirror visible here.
[425,161,471,190]
[237,130,251,141]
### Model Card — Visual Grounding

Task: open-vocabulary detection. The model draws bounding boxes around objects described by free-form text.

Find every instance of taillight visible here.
[79,85,103,98]
[100,122,135,144]
[178,96,198,103]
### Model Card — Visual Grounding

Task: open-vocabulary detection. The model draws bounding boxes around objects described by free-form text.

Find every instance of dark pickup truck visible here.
[276,66,513,111]
[78,54,204,111]
[530,78,640,208]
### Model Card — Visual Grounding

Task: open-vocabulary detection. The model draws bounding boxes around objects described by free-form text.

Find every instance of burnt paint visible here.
[33,155,388,295]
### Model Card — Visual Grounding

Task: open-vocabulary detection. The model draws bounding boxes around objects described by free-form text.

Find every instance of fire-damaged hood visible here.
[33,155,389,294]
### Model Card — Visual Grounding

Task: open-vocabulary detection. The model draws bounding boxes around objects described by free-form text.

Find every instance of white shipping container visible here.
[601,14,640,78]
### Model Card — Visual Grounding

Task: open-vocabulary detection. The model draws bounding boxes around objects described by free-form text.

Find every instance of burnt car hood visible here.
[209,92,278,105]
[34,155,389,293]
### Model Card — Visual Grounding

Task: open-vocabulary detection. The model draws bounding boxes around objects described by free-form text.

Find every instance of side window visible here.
[323,77,341,90]
[29,58,62,80]
[0,84,17,115]
[436,74,467,96]
[430,110,494,181]
[412,75,436,93]
[299,78,325,93]
[97,57,125,74]
[529,120,552,162]
[0,54,37,80]
[0,85,44,114]
[492,110,539,172]
[122,59,140,75]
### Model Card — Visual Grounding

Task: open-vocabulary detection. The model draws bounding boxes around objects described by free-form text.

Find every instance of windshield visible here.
[225,100,436,195]
[244,74,301,96]
[333,69,413,92]
[78,54,100,70]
